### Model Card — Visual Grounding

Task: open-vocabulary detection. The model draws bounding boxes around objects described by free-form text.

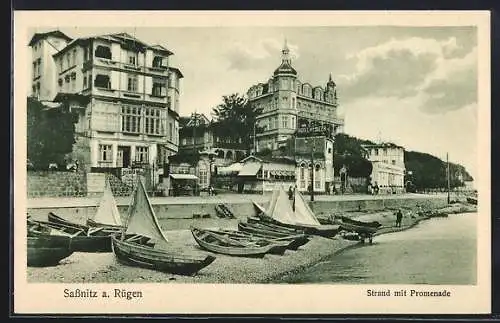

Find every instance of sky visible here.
[32,25,479,180]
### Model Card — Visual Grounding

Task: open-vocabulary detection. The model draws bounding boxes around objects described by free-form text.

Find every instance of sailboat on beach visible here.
[249,186,340,237]
[87,179,123,231]
[111,178,216,276]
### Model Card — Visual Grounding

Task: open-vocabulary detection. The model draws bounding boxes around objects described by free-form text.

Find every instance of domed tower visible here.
[325,73,337,104]
[271,39,299,147]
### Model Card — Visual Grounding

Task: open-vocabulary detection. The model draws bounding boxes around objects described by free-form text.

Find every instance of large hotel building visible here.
[247,40,345,152]
[28,30,182,172]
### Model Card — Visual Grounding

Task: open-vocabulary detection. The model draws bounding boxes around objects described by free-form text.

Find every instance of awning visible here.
[218,162,243,175]
[238,162,261,176]
[170,174,199,180]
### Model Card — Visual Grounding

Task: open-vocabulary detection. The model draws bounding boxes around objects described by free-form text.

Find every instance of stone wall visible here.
[27,171,87,197]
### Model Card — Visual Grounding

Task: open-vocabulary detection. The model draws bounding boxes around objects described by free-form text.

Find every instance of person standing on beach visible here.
[395,209,403,227]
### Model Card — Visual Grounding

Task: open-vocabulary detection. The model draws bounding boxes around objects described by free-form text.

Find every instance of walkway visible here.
[25,192,447,209]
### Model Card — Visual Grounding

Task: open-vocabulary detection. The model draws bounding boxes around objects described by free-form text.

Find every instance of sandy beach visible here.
[26,202,476,284]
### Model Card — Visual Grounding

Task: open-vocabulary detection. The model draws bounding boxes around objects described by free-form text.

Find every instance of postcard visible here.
[13,10,491,315]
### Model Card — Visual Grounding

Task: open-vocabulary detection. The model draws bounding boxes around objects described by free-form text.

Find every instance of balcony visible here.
[89,57,169,77]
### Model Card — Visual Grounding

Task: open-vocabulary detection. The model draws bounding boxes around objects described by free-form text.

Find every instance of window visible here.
[328,148,332,154]
[83,76,87,88]
[66,54,70,69]
[169,122,173,140]
[128,55,137,66]
[36,58,41,76]
[72,49,77,66]
[95,74,111,89]
[152,56,163,68]
[83,47,88,61]
[374,149,379,156]
[152,78,167,97]
[281,115,288,128]
[32,61,37,78]
[58,78,63,88]
[135,146,149,163]
[292,97,295,109]
[32,85,36,96]
[392,160,396,165]
[99,145,112,162]
[64,74,70,83]
[95,45,112,59]
[127,74,138,92]
[383,148,387,156]
[59,58,63,72]
[144,108,161,135]
[167,96,172,108]
[121,106,141,133]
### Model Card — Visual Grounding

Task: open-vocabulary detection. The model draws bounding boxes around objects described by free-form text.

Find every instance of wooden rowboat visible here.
[48,212,88,231]
[112,178,216,276]
[199,228,290,255]
[335,216,381,235]
[191,227,280,257]
[28,218,113,252]
[111,234,216,276]
[217,229,310,250]
[27,235,74,267]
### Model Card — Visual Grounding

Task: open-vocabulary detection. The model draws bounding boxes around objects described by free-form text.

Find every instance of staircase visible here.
[105,173,134,197]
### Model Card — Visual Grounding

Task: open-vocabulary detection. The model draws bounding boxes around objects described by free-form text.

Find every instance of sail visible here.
[266,186,297,225]
[93,179,122,226]
[293,190,321,226]
[124,178,168,242]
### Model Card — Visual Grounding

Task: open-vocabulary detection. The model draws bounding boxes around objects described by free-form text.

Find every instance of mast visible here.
[447,152,450,204]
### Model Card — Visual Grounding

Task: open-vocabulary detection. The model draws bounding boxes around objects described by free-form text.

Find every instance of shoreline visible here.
[26,202,476,284]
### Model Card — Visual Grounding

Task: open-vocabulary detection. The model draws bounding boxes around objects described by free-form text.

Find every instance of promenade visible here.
[26,192,448,209]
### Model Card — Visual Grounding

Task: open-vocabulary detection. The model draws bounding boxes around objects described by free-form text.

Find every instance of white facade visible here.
[29,32,182,172]
[364,144,406,193]
[30,31,71,101]
[294,136,335,193]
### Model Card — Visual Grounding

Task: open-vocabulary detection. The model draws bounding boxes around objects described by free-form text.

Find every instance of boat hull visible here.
[48,212,88,231]
[30,219,113,252]
[111,235,215,276]
[191,228,275,258]
[87,219,123,232]
[220,229,309,251]
[27,235,74,267]
[254,215,340,238]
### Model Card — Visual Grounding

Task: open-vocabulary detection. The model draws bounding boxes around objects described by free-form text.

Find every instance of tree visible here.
[333,133,373,178]
[211,93,264,153]
[27,97,77,169]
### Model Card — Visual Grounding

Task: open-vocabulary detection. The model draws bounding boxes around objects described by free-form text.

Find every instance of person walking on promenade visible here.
[288,185,294,200]
[395,209,403,227]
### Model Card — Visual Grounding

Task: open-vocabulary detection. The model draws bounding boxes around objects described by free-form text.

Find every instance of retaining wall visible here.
[26,195,448,231]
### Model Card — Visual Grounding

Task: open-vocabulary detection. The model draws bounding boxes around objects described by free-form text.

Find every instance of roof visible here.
[169,67,184,78]
[52,38,90,58]
[363,142,405,150]
[238,162,262,176]
[51,31,174,58]
[273,61,298,76]
[170,174,198,180]
[29,30,72,47]
[53,92,90,104]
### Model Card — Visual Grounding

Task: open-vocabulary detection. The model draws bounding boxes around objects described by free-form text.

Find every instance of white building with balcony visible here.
[28,31,183,175]
[363,143,406,193]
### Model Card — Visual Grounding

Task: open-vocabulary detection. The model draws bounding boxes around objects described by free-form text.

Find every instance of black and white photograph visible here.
[13,11,490,314]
